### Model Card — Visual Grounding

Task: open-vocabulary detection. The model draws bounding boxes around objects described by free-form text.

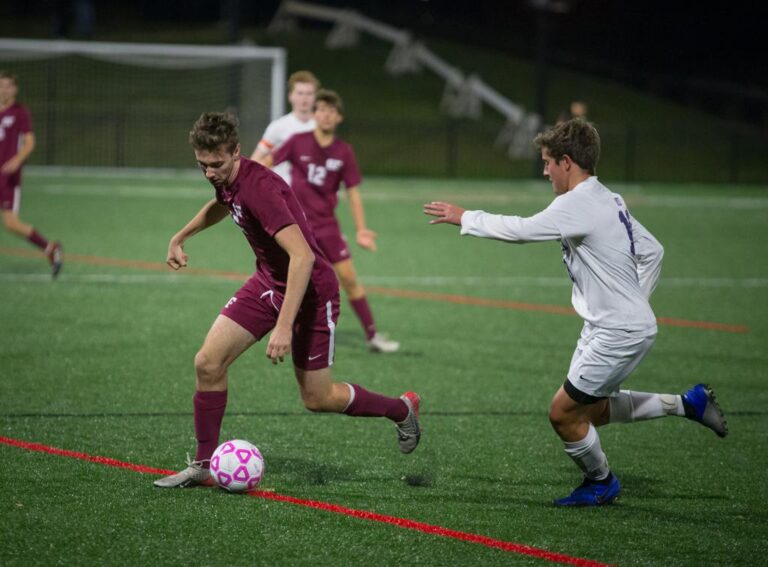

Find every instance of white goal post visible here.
[0,39,286,168]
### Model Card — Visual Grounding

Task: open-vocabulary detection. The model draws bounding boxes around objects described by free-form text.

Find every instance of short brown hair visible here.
[534,118,600,174]
[189,112,239,153]
[0,70,18,83]
[314,89,344,115]
[287,70,319,94]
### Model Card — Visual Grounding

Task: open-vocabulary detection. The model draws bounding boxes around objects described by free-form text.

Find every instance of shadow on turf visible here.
[265,454,359,486]
[262,454,439,489]
[546,470,731,513]
[334,329,425,358]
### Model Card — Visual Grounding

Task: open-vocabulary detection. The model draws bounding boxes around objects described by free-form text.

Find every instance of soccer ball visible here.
[210,439,265,493]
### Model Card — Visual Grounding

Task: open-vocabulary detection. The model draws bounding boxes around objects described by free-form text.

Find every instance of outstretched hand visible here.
[423,201,466,226]
[166,240,189,270]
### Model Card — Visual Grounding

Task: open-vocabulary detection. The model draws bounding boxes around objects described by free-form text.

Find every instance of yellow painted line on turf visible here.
[0,246,751,333]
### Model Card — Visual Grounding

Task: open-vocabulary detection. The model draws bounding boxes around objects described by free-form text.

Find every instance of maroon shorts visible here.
[220,275,340,371]
[315,228,351,265]
[0,172,21,212]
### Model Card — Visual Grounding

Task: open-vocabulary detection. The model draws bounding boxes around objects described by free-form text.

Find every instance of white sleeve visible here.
[259,121,281,150]
[459,195,593,243]
[632,218,664,298]
[459,209,563,243]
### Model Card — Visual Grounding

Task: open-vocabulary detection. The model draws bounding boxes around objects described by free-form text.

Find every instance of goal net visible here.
[0,39,285,168]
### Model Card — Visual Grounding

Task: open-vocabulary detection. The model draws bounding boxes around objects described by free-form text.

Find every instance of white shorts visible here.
[566,323,656,400]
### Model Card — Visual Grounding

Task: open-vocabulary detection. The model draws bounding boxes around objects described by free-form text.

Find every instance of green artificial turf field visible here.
[1,170,767,566]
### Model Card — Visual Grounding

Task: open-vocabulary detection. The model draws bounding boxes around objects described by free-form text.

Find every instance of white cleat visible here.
[153,456,212,488]
[395,392,421,454]
[45,241,63,279]
[368,332,400,353]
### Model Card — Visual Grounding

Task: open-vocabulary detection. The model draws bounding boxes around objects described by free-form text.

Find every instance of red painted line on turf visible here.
[0,435,174,476]
[0,435,610,567]
[0,245,749,333]
[0,246,246,281]
[366,285,576,315]
[654,316,749,333]
[250,490,610,566]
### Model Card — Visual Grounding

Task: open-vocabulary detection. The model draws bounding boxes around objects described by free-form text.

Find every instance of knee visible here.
[548,403,575,436]
[301,391,329,413]
[302,394,322,413]
[3,215,25,236]
[548,405,565,431]
[194,350,226,388]
[339,273,359,294]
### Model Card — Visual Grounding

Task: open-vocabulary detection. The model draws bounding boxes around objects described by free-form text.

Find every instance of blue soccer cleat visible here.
[554,473,621,507]
[682,383,728,438]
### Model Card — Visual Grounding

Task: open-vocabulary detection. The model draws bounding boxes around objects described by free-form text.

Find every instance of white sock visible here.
[341,382,355,412]
[563,424,610,481]
[609,390,685,423]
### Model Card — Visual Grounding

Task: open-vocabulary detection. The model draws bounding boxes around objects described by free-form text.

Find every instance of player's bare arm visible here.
[167,199,229,270]
[1,131,34,174]
[250,144,270,164]
[423,201,466,226]
[266,223,315,364]
[347,186,377,251]
[259,153,275,169]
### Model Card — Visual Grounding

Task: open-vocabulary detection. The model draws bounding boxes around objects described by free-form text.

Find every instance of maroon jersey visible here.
[0,102,32,169]
[214,158,338,302]
[272,131,362,233]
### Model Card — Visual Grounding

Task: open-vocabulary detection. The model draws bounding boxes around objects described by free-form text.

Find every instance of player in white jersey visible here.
[250,70,319,185]
[424,119,727,507]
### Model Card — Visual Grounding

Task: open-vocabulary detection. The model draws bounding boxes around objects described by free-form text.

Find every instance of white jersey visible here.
[258,112,316,185]
[460,176,663,333]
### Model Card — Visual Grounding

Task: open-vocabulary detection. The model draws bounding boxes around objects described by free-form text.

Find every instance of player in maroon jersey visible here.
[154,112,421,488]
[0,71,62,277]
[266,90,400,353]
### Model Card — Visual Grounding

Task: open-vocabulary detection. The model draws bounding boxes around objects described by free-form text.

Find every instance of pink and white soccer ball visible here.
[210,439,265,493]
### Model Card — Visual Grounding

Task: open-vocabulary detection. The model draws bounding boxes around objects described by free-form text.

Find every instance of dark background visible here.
[4,0,765,125]
[2,0,765,181]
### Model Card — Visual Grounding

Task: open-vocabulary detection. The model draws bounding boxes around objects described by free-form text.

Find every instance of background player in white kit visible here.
[250,70,319,186]
[424,119,727,507]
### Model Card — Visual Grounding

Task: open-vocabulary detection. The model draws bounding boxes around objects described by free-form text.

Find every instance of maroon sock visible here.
[27,229,49,251]
[350,297,376,340]
[343,384,408,422]
[193,390,228,466]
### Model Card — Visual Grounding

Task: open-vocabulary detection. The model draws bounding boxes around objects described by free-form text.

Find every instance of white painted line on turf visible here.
[35,181,768,209]
[27,165,202,180]
[361,275,768,288]
[40,185,210,200]
[0,273,233,284]
[1,272,766,288]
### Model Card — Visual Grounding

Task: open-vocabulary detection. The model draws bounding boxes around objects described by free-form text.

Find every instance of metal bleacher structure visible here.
[268,0,541,160]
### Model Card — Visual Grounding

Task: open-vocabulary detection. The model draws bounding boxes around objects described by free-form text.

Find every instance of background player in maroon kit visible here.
[0,71,62,277]
[154,112,421,488]
[267,90,400,353]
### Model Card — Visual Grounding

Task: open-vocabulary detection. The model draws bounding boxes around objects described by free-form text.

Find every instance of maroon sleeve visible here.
[245,176,297,237]
[342,144,362,189]
[271,134,294,166]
